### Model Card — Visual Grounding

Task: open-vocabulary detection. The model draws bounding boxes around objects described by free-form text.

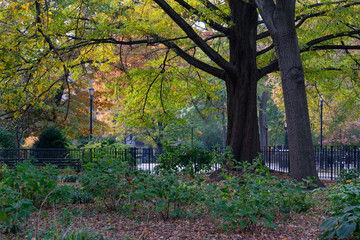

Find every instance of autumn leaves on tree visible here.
[0,0,359,184]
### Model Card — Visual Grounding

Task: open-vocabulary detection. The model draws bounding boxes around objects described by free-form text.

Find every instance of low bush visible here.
[29,227,105,240]
[320,206,360,239]
[320,182,360,239]
[0,127,16,149]
[204,159,312,231]
[336,168,360,184]
[3,161,59,208]
[132,171,204,220]
[58,174,79,183]
[156,145,214,174]
[0,184,35,233]
[81,159,135,211]
[33,128,68,149]
[69,187,94,204]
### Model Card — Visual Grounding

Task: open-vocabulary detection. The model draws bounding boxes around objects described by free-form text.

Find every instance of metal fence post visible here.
[353,146,356,170]
[354,146,358,172]
[81,149,85,172]
[90,148,93,163]
[131,148,136,168]
[268,146,272,170]
[330,146,334,180]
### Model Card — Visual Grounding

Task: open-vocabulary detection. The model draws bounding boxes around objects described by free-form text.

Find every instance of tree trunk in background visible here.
[222,110,226,148]
[255,0,324,186]
[225,1,260,165]
[259,91,268,150]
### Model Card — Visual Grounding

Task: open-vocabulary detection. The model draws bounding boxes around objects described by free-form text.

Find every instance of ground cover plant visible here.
[0,154,341,239]
[319,169,360,239]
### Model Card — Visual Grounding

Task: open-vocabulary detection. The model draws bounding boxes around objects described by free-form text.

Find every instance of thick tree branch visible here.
[304,30,360,50]
[162,40,226,79]
[200,0,230,22]
[342,41,360,68]
[258,59,279,79]
[257,44,274,56]
[62,35,190,52]
[307,45,360,51]
[258,39,360,78]
[254,0,276,34]
[257,1,360,40]
[153,0,235,73]
[173,0,229,35]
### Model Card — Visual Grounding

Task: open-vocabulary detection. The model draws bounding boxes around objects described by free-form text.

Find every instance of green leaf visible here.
[320,217,339,231]
[320,229,336,239]
[0,211,7,221]
[336,221,356,239]
[240,219,247,229]
[344,206,360,213]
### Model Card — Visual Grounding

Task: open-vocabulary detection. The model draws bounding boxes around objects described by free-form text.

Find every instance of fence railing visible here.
[1,146,359,179]
[262,146,360,180]
[0,148,84,171]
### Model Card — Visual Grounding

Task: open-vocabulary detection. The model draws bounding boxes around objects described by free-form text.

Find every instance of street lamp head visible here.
[88,87,95,97]
[320,99,323,107]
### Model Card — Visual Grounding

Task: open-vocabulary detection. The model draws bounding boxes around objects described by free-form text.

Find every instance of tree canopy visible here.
[0,0,359,181]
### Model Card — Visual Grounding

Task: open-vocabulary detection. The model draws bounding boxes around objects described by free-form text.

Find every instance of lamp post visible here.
[88,87,95,140]
[284,121,288,149]
[320,99,323,151]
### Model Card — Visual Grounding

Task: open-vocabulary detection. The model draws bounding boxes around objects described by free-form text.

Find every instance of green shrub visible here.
[0,128,17,160]
[34,128,68,149]
[32,128,69,161]
[29,227,105,240]
[0,164,8,181]
[81,159,135,211]
[204,159,312,231]
[59,174,79,183]
[320,183,360,239]
[337,168,360,184]
[320,206,360,239]
[156,145,214,174]
[69,187,94,204]
[132,171,204,220]
[3,161,59,208]
[0,184,35,233]
[49,185,94,205]
[0,127,16,149]
[328,184,360,211]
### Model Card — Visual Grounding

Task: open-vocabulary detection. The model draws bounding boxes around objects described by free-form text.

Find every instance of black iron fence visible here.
[0,148,84,171]
[262,146,360,180]
[83,147,163,173]
[1,146,360,179]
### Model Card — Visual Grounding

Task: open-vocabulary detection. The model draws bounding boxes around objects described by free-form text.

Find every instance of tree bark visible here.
[255,0,323,186]
[225,1,260,164]
[152,0,260,164]
[259,91,268,150]
[221,110,226,148]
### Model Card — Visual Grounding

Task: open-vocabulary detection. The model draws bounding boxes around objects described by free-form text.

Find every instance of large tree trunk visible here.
[226,1,260,164]
[276,32,321,183]
[255,0,323,186]
[221,110,226,148]
[259,91,268,150]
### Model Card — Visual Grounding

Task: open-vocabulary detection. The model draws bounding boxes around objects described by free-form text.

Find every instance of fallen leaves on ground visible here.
[1,172,333,240]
